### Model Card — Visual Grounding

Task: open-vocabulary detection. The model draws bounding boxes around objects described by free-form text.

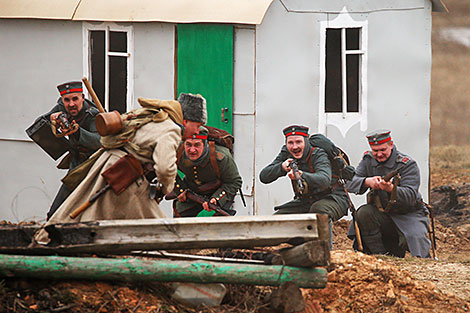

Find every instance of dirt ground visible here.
[1,167,470,312]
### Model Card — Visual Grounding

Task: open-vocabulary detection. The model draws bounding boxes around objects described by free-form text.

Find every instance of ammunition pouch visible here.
[102,153,144,194]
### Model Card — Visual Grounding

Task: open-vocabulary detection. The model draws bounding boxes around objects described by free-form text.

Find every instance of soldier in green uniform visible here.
[173,127,242,217]
[259,125,350,247]
[38,81,101,220]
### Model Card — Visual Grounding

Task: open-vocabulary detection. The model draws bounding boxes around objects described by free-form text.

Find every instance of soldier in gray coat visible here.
[38,81,101,220]
[346,130,431,258]
[260,125,349,248]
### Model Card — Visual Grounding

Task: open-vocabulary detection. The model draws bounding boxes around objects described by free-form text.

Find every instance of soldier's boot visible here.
[361,233,387,255]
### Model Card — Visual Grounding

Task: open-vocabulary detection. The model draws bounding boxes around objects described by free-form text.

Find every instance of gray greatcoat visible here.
[346,146,431,257]
[39,98,102,219]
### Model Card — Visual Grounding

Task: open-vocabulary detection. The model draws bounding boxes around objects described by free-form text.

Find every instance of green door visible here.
[176,24,234,133]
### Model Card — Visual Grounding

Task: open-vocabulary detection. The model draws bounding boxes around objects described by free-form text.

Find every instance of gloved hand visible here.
[340,165,355,180]
[332,156,347,171]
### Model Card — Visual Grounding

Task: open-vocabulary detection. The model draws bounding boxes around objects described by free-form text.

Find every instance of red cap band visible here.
[285,131,308,137]
[191,134,208,140]
[369,136,391,145]
[60,88,83,95]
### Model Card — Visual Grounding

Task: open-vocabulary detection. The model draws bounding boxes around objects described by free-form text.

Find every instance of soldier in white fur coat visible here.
[35,93,207,244]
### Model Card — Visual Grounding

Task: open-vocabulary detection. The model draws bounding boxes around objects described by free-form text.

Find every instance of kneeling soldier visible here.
[346,130,431,258]
[259,125,349,248]
[173,127,242,217]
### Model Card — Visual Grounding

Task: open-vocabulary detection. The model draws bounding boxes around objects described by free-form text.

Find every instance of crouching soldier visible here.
[259,125,349,248]
[346,130,431,258]
[171,127,242,217]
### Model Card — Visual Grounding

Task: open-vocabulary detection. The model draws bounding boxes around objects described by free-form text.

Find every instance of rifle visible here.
[338,178,363,251]
[289,160,305,198]
[185,191,232,216]
[368,165,403,212]
[165,177,234,216]
[423,202,438,260]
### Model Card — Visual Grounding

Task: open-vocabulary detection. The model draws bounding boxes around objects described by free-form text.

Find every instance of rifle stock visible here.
[185,191,230,216]
[339,178,363,251]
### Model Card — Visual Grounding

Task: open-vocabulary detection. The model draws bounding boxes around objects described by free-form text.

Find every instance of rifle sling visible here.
[209,141,220,179]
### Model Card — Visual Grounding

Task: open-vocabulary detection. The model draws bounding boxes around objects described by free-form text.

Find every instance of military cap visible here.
[178,92,207,124]
[283,125,309,138]
[366,129,392,145]
[57,81,83,96]
[188,126,209,140]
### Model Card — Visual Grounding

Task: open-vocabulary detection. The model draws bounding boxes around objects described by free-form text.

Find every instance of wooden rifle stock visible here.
[339,178,363,251]
[185,191,230,216]
[383,169,399,182]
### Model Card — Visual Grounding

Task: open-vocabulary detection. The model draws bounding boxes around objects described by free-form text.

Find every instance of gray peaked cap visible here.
[178,92,207,124]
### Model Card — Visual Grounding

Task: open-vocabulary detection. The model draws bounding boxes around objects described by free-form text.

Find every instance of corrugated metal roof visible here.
[0,0,274,25]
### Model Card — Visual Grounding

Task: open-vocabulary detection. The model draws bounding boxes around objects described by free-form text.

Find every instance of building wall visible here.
[0,19,84,222]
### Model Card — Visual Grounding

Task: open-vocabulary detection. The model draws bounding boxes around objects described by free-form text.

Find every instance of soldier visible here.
[38,81,101,220]
[35,93,206,244]
[173,127,242,217]
[259,125,349,247]
[346,130,431,258]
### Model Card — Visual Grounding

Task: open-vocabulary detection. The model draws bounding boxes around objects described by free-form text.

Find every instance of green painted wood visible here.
[0,254,327,288]
[177,24,233,133]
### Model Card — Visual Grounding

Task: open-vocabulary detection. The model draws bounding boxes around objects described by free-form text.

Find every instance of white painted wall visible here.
[0,19,84,222]
[232,26,257,216]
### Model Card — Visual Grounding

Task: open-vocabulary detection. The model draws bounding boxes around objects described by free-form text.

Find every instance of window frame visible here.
[82,22,134,111]
[318,13,368,137]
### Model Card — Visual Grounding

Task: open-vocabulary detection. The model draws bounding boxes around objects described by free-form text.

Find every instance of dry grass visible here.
[430,0,470,146]
[430,145,470,169]
[429,145,470,188]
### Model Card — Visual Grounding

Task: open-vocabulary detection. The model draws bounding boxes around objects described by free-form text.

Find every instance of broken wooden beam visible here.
[0,214,325,254]
[271,240,330,267]
[0,254,327,288]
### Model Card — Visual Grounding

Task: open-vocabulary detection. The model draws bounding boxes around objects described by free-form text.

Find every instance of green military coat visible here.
[175,144,242,216]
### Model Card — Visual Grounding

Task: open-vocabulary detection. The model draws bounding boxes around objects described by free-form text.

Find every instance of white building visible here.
[0,0,446,221]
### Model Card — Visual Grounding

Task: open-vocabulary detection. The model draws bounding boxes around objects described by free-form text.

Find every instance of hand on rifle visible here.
[202,198,217,211]
[282,158,293,172]
[365,176,393,192]
[287,168,303,180]
[177,190,187,202]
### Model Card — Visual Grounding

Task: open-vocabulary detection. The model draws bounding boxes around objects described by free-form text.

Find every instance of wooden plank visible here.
[0,254,327,289]
[0,214,322,254]
[271,240,330,268]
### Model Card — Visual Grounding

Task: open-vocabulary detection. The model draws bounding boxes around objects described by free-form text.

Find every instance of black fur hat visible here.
[178,92,207,124]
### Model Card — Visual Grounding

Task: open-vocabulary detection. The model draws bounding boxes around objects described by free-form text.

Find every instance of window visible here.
[83,23,134,113]
[318,14,367,137]
[325,27,362,113]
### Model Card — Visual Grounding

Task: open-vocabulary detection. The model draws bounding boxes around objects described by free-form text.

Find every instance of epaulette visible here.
[363,150,373,158]
[216,151,225,161]
[396,154,411,164]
